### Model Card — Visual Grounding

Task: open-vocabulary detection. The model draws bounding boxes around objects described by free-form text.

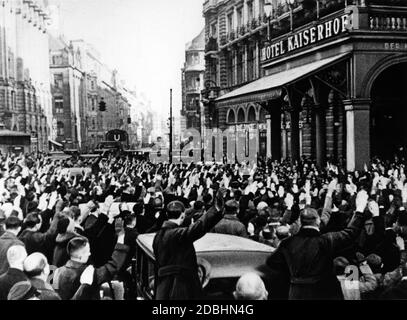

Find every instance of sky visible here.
[54,0,205,117]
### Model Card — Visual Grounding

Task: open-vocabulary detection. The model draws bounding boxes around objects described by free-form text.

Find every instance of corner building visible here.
[203,0,407,171]
[0,0,52,153]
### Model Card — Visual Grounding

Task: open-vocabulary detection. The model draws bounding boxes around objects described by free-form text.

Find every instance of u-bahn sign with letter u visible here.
[261,14,350,63]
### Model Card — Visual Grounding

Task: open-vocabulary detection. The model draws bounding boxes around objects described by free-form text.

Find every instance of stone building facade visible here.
[181,29,205,132]
[0,0,52,153]
[204,0,407,170]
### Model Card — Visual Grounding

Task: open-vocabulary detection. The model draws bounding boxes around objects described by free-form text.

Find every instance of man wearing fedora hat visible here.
[152,190,226,300]
[266,189,372,300]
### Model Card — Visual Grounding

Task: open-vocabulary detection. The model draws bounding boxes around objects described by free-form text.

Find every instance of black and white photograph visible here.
[0,0,406,310]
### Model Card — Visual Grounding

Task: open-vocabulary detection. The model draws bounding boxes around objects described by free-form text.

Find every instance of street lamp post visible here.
[169,89,173,164]
[286,0,296,32]
[200,80,220,162]
[264,1,273,42]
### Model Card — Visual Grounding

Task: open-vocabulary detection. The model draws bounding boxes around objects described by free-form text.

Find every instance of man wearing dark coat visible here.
[153,195,225,300]
[211,200,248,238]
[0,245,28,300]
[266,190,370,300]
[0,216,24,275]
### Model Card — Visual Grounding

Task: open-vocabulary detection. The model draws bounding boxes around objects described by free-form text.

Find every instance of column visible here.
[325,102,335,161]
[344,99,370,172]
[291,108,300,162]
[271,104,281,161]
[281,113,287,160]
[301,110,312,158]
[315,104,326,167]
[336,101,345,163]
[266,114,271,158]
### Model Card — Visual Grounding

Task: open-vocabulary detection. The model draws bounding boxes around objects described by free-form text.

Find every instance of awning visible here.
[49,139,63,148]
[216,52,350,105]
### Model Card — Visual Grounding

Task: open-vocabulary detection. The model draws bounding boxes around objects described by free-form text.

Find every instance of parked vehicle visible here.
[133,233,274,300]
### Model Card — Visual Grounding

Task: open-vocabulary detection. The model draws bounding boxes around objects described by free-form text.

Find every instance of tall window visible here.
[238,108,245,123]
[237,52,243,84]
[227,12,234,33]
[247,1,254,22]
[227,109,236,124]
[226,52,234,87]
[27,93,31,112]
[57,122,64,136]
[212,136,216,159]
[237,7,243,28]
[11,91,16,110]
[223,136,228,158]
[54,73,63,89]
[210,22,218,38]
[247,46,254,82]
[55,97,64,114]
[248,106,256,122]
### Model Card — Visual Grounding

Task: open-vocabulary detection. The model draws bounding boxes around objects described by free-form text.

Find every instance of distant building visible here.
[0,0,52,153]
[181,29,205,133]
[49,34,134,152]
[49,35,85,150]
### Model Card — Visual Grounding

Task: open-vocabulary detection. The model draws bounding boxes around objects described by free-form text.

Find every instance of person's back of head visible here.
[24,213,41,231]
[124,213,137,228]
[276,225,290,240]
[166,201,185,221]
[300,207,321,228]
[133,201,144,216]
[23,252,49,280]
[7,245,27,270]
[233,273,268,300]
[153,197,163,210]
[5,216,22,234]
[224,200,239,216]
[67,237,90,263]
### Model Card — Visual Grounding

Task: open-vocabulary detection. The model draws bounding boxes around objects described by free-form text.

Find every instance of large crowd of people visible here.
[0,151,407,300]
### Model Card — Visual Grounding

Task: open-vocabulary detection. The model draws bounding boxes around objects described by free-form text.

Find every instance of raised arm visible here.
[322,190,369,254]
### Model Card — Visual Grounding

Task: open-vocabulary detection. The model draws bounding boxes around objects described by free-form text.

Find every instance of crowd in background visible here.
[0,151,407,300]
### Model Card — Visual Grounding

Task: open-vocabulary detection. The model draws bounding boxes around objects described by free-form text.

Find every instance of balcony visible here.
[216,0,354,50]
[205,36,218,53]
[369,6,407,31]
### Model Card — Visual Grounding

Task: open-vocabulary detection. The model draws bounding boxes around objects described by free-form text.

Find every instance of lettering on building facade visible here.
[261,14,349,62]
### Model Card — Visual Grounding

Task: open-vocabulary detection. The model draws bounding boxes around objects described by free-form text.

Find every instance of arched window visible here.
[227,109,236,123]
[57,122,64,136]
[248,106,256,122]
[237,108,245,123]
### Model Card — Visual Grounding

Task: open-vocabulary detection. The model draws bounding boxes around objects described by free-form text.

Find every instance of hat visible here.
[7,281,40,300]
[333,257,350,270]
[366,254,382,268]
[230,181,240,189]
[300,208,320,226]
[224,200,239,214]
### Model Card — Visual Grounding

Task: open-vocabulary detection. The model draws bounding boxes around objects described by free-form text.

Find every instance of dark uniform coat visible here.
[153,206,223,300]
[266,211,365,300]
